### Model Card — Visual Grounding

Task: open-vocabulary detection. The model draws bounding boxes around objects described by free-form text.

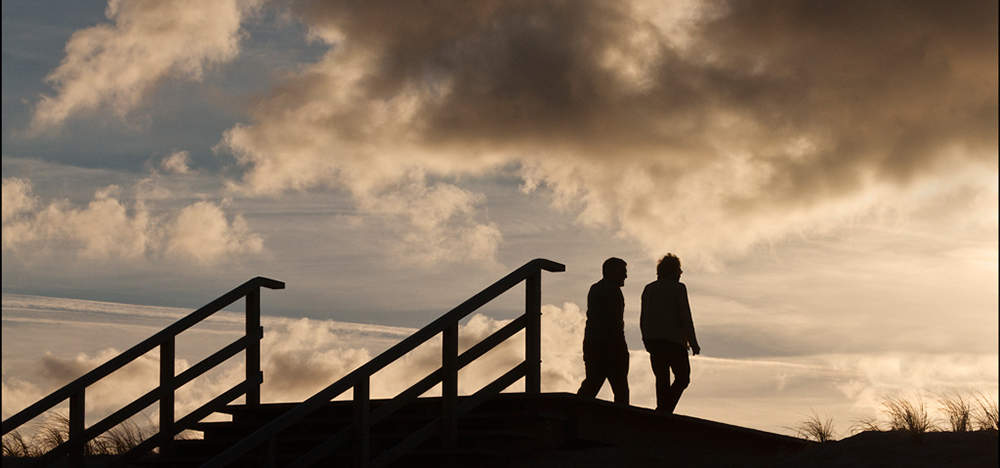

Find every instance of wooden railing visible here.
[202,258,565,468]
[1,277,285,468]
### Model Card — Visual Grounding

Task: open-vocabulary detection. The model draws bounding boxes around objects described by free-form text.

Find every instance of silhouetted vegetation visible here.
[848,413,884,434]
[937,392,975,432]
[2,430,36,458]
[796,391,998,443]
[792,411,837,442]
[973,393,998,434]
[880,393,934,441]
[1,412,153,458]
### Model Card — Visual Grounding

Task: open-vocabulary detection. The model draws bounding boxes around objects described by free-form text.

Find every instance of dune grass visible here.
[973,393,998,434]
[936,392,975,432]
[848,413,884,435]
[880,393,935,441]
[792,411,837,442]
[1,412,153,458]
[2,429,39,458]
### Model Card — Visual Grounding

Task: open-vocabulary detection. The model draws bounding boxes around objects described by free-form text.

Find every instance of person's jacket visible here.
[640,279,697,347]
[584,278,626,343]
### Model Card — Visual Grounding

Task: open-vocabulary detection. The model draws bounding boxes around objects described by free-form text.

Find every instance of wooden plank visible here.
[525,272,541,394]
[442,324,458,451]
[353,377,370,468]
[160,337,176,455]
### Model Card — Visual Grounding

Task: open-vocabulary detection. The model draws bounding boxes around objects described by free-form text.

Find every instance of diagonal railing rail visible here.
[202,258,565,468]
[1,276,285,468]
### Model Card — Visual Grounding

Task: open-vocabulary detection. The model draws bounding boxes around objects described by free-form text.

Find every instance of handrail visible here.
[203,258,565,468]
[1,276,284,468]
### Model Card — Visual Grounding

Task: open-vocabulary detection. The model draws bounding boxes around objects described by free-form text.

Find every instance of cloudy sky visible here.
[3,0,997,437]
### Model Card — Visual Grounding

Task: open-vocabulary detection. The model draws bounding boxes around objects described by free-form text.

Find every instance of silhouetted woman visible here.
[640,254,700,414]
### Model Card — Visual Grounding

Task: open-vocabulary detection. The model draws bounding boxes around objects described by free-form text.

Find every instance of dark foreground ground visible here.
[2,431,996,467]
[501,431,998,468]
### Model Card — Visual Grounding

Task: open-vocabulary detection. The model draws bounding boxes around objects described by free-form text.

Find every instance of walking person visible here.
[640,254,700,414]
[577,257,630,405]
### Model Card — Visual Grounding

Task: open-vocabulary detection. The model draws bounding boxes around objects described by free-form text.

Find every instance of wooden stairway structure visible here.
[4,259,566,467]
[155,393,809,467]
[3,258,809,467]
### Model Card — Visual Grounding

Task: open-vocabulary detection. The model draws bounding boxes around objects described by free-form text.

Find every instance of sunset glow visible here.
[3,0,997,438]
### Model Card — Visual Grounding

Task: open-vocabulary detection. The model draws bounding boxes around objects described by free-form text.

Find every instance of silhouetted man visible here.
[577,257,629,405]
[640,254,700,414]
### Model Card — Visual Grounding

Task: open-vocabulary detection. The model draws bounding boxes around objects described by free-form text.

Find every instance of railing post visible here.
[353,377,370,468]
[442,323,459,452]
[160,337,175,455]
[69,389,85,468]
[246,288,262,408]
[525,271,541,394]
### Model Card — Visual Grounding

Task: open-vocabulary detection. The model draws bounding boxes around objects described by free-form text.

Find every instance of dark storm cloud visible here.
[288,0,714,153]
[697,0,998,200]
[227,0,997,257]
[290,0,996,180]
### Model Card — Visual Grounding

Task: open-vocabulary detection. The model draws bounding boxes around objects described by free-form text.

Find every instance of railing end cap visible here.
[531,258,565,273]
[251,277,285,290]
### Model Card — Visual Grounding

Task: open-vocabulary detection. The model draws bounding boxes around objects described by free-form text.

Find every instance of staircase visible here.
[3,259,567,467]
[3,258,810,468]
[160,394,574,467]
[158,393,808,467]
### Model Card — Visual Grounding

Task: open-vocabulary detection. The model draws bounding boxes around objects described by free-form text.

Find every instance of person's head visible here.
[602,257,628,286]
[656,254,682,281]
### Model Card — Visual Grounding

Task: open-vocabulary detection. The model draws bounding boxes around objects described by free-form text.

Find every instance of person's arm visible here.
[639,285,650,338]
[679,283,700,355]
[588,282,611,339]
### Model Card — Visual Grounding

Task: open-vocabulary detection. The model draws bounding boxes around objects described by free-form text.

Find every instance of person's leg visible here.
[645,340,672,411]
[607,345,630,406]
[577,340,608,398]
[663,342,691,413]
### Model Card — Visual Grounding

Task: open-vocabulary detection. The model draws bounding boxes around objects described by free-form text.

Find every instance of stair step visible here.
[146,394,808,468]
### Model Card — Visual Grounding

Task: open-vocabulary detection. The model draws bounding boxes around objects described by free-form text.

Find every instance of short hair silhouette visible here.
[656,254,681,279]
[602,257,627,277]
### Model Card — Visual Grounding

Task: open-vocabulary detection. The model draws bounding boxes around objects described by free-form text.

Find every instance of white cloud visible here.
[354,174,502,265]
[165,201,263,264]
[31,0,262,129]
[160,151,195,175]
[211,0,997,268]
[1,177,263,264]
[29,0,994,267]
[2,181,153,259]
[219,48,503,264]
[0,378,45,422]
[1,177,36,224]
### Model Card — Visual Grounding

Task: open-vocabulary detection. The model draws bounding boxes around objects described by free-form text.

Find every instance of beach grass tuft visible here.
[792,411,837,442]
[937,392,975,432]
[973,393,998,434]
[880,393,936,441]
[1,411,153,458]
[848,413,884,435]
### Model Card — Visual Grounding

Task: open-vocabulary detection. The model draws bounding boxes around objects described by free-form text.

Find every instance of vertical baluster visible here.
[525,271,541,394]
[353,377,370,468]
[442,323,458,451]
[160,337,175,455]
[69,389,85,468]
[246,288,262,408]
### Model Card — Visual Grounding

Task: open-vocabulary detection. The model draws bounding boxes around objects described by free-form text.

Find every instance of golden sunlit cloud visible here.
[30,0,262,130]
[1,178,263,263]
[212,0,997,263]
